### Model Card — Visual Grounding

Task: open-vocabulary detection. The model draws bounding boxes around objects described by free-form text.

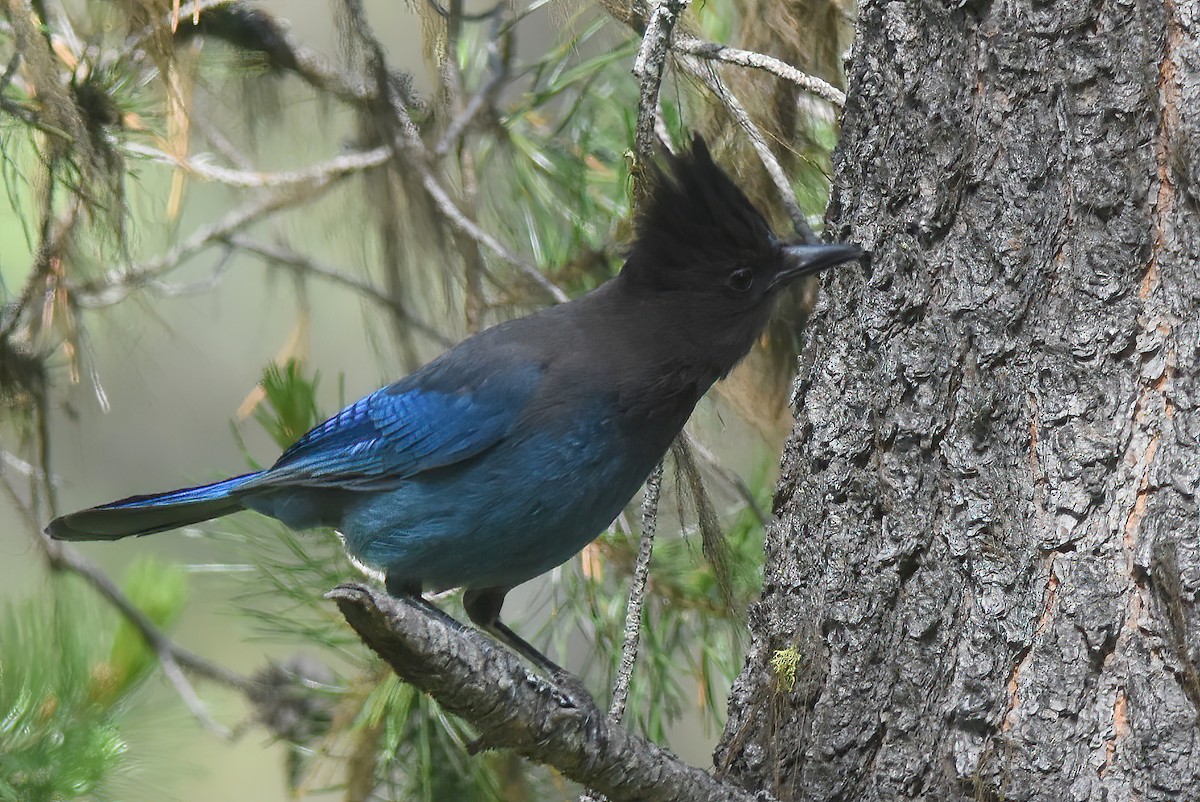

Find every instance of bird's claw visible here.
[550,669,608,746]
[464,670,608,755]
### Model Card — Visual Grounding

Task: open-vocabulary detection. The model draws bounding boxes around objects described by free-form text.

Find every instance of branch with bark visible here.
[329,583,766,802]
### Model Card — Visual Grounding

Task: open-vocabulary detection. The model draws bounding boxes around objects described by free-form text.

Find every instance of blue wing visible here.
[259,356,544,490]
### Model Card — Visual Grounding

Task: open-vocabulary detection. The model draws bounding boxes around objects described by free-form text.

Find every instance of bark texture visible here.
[717,0,1200,799]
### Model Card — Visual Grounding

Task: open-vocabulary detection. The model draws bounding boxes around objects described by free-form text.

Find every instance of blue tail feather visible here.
[47,472,263,541]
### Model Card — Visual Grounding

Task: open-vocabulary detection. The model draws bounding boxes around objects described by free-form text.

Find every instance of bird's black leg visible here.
[384,574,471,635]
[462,587,568,677]
[462,587,602,723]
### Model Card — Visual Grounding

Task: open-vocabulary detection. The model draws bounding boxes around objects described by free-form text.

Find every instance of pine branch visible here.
[225,235,454,347]
[328,583,768,802]
[681,57,816,242]
[339,0,571,304]
[121,143,391,189]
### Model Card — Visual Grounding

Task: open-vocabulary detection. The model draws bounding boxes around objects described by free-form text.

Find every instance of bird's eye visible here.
[727,268,754,293]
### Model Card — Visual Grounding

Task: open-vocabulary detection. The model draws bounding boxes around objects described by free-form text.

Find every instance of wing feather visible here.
[258,358,543,489]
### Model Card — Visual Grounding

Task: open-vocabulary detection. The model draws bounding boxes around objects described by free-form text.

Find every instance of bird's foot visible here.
[466,668,607,755]
[549,668,608,746]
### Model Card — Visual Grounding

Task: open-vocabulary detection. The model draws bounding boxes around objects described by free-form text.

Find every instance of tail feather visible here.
[47,472,263,541]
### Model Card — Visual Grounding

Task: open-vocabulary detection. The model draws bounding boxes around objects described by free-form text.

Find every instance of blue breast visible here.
[334,412,654,591]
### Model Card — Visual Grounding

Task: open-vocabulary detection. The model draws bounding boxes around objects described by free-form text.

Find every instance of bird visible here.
[47,134,863,679]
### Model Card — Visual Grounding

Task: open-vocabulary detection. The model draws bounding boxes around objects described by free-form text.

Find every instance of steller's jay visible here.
[47,135,862,678]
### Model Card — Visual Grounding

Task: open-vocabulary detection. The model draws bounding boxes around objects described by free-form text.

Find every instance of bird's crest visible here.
[623,135,777,289]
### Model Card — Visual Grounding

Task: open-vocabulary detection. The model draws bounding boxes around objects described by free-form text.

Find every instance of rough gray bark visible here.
[717,0,1200,799]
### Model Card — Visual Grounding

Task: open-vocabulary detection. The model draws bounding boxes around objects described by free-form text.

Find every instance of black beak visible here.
[770,242,865,290]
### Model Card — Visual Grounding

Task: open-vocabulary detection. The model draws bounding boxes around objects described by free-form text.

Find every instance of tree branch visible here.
[632,0,690,167]
[609,462,663,724]
[433,4,512,159]
[224,235,454,347]
[122,143,390,189]
[1,472,256,736]
[41,534,257,695]
[328,583,766,802]
[68,170,356,307]
[673,36,845,108]
[680,57,817,243]
[339,0,570,304]
[603,2,825,242]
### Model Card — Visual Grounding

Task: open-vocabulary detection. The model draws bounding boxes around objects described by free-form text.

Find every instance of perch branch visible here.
[328,583,765,802]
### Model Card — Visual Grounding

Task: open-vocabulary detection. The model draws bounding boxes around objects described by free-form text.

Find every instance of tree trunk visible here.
[717,0,1200,799]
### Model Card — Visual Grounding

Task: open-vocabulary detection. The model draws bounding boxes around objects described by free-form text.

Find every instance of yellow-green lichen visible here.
[770,647,802,693]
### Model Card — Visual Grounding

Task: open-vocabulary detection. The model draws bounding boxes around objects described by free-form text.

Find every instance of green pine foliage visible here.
[0,560,186,802]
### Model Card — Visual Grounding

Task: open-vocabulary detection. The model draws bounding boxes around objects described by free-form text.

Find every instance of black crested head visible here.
[622,135,776,293]
[620,135,863,303]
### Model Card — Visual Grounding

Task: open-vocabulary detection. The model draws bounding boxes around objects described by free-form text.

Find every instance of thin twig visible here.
[43,536,257,693]
[123,143,391,189]
[69,171,355,307]
[610,462,663,723]
[0,449,57,484]
[1,476,255,736]
[422,166,570,296]
[579,8,684,796]
[341,0,570,304]
[433,5,512,159]
[147,243,237,296]
[226,234,454,347]
[673,36,845,108]
[681,57,818,243]
[603,2,823,241]
[190,114,256,171]
[632,0,690,166]
[157,646,234,738]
